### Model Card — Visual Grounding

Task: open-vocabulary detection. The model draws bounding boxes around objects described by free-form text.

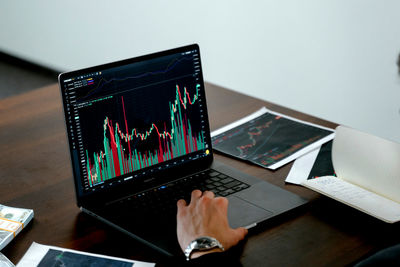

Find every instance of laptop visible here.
[58,44,307,257]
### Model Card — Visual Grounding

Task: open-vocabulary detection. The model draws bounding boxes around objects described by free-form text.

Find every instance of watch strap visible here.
[184,236,224,261]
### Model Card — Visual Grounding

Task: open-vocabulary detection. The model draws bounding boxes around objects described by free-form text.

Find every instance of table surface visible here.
[1,82,399,266]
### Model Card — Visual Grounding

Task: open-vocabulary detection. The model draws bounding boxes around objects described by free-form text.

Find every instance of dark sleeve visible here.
[184,251,242,267]
[354,243,400,267]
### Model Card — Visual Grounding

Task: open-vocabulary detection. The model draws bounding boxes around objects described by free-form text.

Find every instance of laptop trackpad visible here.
[227,196,273,229]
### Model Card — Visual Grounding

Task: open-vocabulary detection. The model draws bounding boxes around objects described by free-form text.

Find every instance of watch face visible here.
[195,236,220,251]
[185,236,224,260]
[198,237,212,248]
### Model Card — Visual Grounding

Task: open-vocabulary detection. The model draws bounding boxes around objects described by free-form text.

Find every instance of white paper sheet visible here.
[285,147,321,184]
[303,176,400,223]
[17,242,155,267]
[211,107,334,170]
[332,125,400,203]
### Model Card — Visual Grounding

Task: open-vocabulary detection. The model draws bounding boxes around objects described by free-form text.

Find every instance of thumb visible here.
[233,227,248,241]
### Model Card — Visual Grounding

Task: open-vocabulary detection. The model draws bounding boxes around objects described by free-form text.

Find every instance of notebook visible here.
[58,44,307,257]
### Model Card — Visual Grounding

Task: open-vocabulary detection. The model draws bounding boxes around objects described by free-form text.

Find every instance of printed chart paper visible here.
[211,107,334,170]
[17,242,155,267]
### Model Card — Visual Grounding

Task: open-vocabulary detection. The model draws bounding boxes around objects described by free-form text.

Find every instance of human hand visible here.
[176,190,248,259]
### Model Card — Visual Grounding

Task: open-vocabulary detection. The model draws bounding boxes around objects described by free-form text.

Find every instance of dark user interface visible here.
[61,48,210,193]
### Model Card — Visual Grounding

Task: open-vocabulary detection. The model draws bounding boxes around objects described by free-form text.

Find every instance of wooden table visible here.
[1,82,399,266]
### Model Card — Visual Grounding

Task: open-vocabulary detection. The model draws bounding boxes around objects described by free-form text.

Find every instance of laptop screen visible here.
[59,44,213,200]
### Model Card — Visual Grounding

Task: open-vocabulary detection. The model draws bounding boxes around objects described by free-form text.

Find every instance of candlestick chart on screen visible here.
[62,50,209,191]
[211,112,332,169]
[83,84,205,187]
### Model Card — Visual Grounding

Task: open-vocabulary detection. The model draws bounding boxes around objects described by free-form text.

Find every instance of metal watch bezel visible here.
[184,236,224,261]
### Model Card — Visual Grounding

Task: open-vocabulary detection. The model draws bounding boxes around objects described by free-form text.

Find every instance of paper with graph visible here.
[211,107,334,170]
[17,242,154,267]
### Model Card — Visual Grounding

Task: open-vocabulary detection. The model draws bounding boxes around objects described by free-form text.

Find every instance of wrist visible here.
[184,236,224,261]
[190,247,224,259]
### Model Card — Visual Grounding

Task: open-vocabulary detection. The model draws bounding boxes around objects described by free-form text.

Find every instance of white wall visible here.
[1,0,400,142]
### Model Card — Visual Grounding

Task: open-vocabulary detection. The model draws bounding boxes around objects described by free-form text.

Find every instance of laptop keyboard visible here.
[108,169,250,217]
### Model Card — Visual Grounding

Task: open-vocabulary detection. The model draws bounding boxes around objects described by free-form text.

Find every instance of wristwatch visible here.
[184,236,224,261]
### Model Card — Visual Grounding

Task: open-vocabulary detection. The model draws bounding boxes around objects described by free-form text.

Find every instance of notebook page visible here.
[303,176,400,223]
[332,126,400,203]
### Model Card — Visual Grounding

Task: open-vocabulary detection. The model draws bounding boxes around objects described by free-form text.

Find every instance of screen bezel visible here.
[58,44,214,207]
